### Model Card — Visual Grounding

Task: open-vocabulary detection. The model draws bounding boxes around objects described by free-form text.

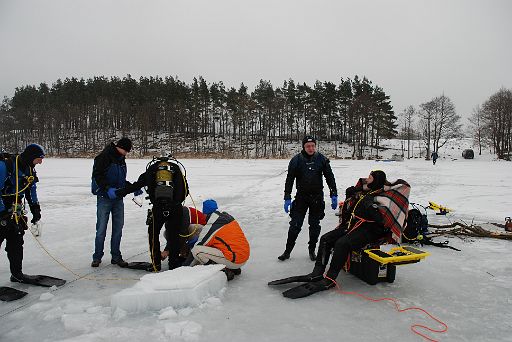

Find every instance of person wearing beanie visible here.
[90,138,139,268]
[116,137,132,153]
[280,135,338,262]
[285,170,410,299]
[0,144,45,282]
[182,199,250,281]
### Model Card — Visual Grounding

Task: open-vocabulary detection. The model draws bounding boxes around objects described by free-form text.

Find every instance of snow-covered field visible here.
[1,156,511,342]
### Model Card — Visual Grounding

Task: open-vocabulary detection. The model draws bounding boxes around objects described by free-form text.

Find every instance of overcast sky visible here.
[1,0,511,119]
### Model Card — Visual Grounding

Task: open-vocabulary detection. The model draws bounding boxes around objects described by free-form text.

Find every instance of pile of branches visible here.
[428,222,512,240]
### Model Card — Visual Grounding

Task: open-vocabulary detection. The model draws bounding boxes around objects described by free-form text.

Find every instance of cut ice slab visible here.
[111,264,226,313]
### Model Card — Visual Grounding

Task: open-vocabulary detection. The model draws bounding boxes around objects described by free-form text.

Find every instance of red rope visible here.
[324,275,448,341]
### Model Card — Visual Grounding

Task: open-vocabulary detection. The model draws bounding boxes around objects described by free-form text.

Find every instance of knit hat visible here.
[202,199,218,215]
[368,170,386,190]
[302,135,316,148]
[20,144,45,166]
[116,137,132,152]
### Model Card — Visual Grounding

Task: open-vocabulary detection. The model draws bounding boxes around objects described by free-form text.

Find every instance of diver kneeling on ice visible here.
[115,155,189,271]
[182,199,250,281]
[279,170,410,299]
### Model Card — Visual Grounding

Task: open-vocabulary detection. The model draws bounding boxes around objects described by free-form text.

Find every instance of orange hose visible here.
[324,275,448,341]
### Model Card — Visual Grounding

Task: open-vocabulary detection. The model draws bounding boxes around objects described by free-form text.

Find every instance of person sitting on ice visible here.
[183,199,250,281]
[284,170,410,298]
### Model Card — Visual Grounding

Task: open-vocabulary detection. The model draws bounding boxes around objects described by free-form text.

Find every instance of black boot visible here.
[278,239,295,261]
[279,230,299,261]
[308,245,317,261]
[222,268,235,281]
[168,258,182,270]
[278,251,291,261]
[305,264,325,282]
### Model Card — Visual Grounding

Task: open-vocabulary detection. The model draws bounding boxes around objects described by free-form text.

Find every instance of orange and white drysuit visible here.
[190,210,250,269]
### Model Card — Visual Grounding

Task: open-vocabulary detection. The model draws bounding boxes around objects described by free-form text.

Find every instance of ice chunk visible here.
[158,307,178,320]
[178,307,194,316]
[112,307,127,321]
[111,265,226,313]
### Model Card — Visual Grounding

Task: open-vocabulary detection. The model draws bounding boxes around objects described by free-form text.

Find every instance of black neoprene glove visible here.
[29,203,41,224]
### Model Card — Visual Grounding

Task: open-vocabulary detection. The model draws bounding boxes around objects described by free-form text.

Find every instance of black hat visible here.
[368,170,387,190]
[20,144,45,166]
[302,135,316,148]
[116,137,132,152]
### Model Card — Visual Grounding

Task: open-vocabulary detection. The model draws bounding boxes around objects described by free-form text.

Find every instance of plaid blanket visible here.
[351,178,411,243]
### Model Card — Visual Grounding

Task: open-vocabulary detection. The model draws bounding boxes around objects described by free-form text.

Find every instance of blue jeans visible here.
[93,196,124,261]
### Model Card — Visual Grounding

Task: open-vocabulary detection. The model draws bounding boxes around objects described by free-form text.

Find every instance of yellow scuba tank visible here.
[154,160,174,204]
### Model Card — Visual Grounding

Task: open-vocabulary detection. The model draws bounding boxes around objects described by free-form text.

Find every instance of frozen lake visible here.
[1,157,511,341]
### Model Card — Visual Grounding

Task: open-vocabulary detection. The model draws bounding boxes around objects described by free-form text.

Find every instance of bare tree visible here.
[420,94,461,159]
[431,94,461,153]
[419,100,435,160]
[481,88,512,159]
[401,105,415,159]
[468,105,485,155]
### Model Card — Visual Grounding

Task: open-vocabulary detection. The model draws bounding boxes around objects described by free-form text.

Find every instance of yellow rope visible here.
[20,216,141,282]
[347,190,376,228]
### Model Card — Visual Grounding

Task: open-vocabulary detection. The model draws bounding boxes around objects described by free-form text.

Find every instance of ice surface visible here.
[111,264,226,312]
[164,321,203,341]
[39,292,55,301]
[1,150,511,342]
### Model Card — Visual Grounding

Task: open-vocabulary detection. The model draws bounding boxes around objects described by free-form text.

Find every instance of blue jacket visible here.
[0,155,39,213]
[91,143,128,198]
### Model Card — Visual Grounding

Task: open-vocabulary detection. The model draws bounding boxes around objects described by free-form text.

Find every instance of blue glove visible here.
[284,199,292,213]
[107,188,118,200]
[331,196,338,210]
[187,236,199,248]
[134,189,143,196]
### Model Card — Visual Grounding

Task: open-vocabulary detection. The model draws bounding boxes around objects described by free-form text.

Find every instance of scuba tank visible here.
[154,159,174,204]
[145,155,189,207]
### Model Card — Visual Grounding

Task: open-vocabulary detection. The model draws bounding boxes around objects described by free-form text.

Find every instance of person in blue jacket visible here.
[280,136,338,261]
[90,138,141,268]
[0,144,45,281]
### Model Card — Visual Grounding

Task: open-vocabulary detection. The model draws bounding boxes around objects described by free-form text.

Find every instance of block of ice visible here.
[111,265,226,313]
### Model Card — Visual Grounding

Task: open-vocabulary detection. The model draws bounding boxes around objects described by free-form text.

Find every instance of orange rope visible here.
[324,275,448,341]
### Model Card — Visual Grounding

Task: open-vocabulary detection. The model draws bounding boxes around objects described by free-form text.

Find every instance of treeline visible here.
[0,75,396,158]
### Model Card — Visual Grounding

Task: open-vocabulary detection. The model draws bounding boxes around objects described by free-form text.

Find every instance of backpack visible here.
[403,207,429,241]
[404,204,461,251]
